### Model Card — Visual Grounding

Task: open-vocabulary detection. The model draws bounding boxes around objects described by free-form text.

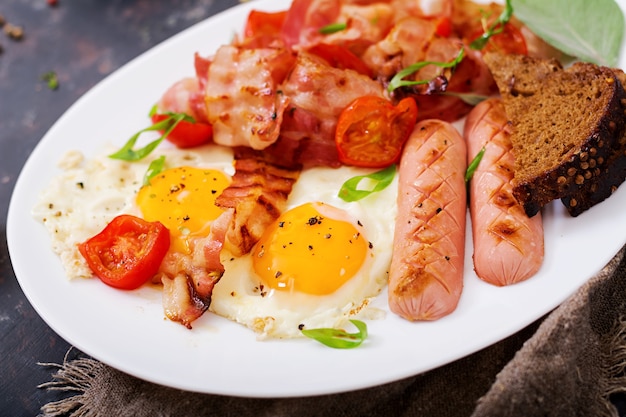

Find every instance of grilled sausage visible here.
[464,98,544,286]
[388,119,467,321]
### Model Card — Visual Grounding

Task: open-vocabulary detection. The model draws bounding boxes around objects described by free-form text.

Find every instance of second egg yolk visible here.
[252,202,368,296]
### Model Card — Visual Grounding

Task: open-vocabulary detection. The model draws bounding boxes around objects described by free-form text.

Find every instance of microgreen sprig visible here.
[387,48,465,93]
[301,319,368,349]
[143,155,166,186]
[469,0,514,50]
[319,22,347,34]
[338,164,396,202]
[465,147,486,183]
[442,91,489,106]
[109,106,194,161]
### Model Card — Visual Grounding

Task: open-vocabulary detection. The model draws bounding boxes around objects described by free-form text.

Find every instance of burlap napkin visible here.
[38,245,626,417]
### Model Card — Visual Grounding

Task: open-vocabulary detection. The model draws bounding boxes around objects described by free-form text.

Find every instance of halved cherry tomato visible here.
[471,22,528,55]
[78,214,170,290]
[308,43,373,77]
[432,16,453,38]
[335,96,418,168]
[244,10,288,39]
[151,113,213,149]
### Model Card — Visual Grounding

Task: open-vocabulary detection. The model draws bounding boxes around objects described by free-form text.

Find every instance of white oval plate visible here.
[7,0,626,398]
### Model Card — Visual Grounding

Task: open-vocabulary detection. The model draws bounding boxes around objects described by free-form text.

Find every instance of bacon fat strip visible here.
[216,147,301,257]
[388,119,467,321]
[464,98,544,286]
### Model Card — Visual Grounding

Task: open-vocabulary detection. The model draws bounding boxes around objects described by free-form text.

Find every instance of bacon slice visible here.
[316,3,395,55]
[205,45,296,150]
[281,0,341,49]
[158,210,233,329]
[216,148,301,257]
[280,51,386,145]
[157,77,209,124]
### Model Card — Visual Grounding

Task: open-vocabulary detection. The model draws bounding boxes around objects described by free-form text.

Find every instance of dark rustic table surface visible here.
[0,1,239,415]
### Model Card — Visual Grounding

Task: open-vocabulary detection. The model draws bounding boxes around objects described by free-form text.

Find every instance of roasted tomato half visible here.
[335,96,418,168]
[78,214,170,290]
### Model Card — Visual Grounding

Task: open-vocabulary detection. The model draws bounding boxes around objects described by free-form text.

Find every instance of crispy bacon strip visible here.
[158,210,233,329]
[279,51,386,157]
[216,147,301,257]
[205,45,296,150]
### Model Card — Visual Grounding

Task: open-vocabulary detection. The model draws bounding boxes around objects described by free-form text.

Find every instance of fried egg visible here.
[32,143,234,279]
[210,165,397,339]
[34,144,397,339]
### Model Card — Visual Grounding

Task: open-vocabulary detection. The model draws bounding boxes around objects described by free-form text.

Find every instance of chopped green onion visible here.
[465,147,486,183]
[301,319,368,349]
[109,110,194,161]
[387,48,465,92]
[338,164,396,202]
[469,0,513,50]
[319,22,347,34]
[143,155,166,186]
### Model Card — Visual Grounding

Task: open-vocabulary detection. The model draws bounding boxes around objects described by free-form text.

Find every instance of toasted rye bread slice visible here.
[483,52,626,217]
[561,70,626,216]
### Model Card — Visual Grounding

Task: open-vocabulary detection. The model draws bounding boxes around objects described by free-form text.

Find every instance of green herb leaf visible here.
[387,48,465,92]
[512,0,624,67]
[109,112,190,161]
[301,319,368,349]
[442,91,489,106]
[143,155,166,186]
[465,147,486,183]
[469,0,513,50]
[338,164,396,202]
[41,71,59,90]
[319,22,347,34]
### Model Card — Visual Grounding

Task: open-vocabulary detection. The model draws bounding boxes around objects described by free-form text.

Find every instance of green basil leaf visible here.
[143,155,166,186]
[387,48,465,92]
[512,0,624,67]
[319,22,347,34]
[301,319,368,349]
[338,164,396,202]
[470,0,513,50]
[465,147,486,183]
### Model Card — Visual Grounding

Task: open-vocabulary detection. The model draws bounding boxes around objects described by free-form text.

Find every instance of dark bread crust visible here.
[484,52,626,217]
[562,69,626,216]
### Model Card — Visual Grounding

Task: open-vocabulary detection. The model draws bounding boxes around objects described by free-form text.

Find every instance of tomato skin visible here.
[335,96,418,168]
[308,43,373,77]
[78,215,170,290]
[151,114,213,149]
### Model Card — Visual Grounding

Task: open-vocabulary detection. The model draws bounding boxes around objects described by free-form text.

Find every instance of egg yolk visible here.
[252,202,368,296]
[136,166,230,254]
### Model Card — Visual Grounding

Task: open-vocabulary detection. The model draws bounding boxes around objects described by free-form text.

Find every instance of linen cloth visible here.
[38,245,626,417]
